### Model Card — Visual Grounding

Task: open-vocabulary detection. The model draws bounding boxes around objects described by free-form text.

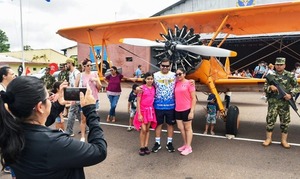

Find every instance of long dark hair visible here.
[111,66,119,74]
[82,58,91,66]
[0,66,11,82]
[51,81,62,94]
[0,76,47,167]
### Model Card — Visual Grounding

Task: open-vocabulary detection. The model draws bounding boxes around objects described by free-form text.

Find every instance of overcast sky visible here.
[0,0,178,53]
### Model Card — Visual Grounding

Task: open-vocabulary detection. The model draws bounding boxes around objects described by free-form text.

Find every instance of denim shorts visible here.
[206,114,216,124]
[130,108,136,118]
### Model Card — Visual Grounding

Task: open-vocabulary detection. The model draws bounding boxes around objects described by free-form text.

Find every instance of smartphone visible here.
[64,87,87,101]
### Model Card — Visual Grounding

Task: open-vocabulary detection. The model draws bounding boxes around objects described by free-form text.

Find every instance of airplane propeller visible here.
[120,38,237,57]
[119,25,237,74]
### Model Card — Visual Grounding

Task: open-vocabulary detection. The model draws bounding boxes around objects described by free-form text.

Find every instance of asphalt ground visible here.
[2,88,300,179]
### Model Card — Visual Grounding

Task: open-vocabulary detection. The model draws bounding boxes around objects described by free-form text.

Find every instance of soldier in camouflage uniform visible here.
[58,63,69,82]
[41,67,56,90]
[263,57,300,149]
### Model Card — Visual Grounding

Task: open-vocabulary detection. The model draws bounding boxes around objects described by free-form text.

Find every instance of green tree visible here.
[0,29,10,52]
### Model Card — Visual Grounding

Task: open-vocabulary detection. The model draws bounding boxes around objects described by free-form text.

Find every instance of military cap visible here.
[275,57,286,65]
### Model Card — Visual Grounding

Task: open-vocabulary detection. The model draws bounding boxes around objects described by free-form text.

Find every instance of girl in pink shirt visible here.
[133,72,157,156]
[174,68,196,156]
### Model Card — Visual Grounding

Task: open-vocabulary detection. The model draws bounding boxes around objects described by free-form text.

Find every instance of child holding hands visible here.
[133,72,157,156]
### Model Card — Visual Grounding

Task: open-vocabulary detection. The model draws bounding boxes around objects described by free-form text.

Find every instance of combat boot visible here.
[262,132,272,146]
[281,133,291,149]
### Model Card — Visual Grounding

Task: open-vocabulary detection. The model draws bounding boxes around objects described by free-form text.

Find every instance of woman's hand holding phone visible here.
[80,84,95,107]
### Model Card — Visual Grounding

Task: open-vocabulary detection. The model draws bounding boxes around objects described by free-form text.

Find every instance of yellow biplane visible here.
[57,1,300,136]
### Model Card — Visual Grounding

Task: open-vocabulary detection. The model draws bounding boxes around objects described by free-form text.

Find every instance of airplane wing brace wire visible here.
[118,45,160,70]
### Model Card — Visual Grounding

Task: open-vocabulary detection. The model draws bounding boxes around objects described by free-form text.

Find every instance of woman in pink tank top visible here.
[75,59,102,142]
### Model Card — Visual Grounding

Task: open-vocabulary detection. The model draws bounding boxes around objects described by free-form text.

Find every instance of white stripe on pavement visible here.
[100,122,300,147]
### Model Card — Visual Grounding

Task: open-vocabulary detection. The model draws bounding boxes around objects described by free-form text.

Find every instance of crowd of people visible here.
[1,56,299,178]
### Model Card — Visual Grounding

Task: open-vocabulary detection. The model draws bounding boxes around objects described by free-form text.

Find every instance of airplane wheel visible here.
[225,105,239,136]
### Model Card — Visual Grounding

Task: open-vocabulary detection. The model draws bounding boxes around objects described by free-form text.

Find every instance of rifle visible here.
[266,74,300,117]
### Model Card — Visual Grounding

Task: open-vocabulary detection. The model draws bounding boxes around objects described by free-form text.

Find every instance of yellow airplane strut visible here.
[208,15,229,46]
[186,59,225,113]
[159,21,168,35]
[87,30,102,77]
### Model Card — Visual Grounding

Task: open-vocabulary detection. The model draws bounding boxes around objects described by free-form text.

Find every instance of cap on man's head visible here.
[66,58,75,64]
[275,57,286,65]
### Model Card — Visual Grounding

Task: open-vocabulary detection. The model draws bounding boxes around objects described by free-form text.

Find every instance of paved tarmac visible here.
[1,88,300,179]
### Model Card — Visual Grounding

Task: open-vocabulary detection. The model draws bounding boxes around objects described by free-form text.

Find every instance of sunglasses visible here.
[161,65,170,68]
[84,64,91,67]
[175,73,183,76]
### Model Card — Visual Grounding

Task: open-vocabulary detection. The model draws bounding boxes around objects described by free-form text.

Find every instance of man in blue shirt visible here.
[135,65,142,78]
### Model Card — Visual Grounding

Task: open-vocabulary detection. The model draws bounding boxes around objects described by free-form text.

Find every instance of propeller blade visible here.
[176,44,237,57]
[120,38,165,47]
[120,38,237,57]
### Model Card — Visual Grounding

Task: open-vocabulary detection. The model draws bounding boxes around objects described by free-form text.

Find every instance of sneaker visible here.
[127,126,133,131]
[203,131,207,135]
[139,148,145,156]
[181,146,192,156]
[3,166,11,174]
[151,142,161,153]
[80,137,85,142]
[166,142,175,153]
[211,131,215,135]
[177,145,186,152]
[144,147,151,155]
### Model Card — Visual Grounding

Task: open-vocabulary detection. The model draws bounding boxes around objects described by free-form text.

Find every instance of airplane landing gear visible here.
[225,105,240,136]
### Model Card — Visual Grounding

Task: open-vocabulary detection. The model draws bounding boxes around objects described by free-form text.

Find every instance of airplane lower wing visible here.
[196,78,300,93]
[196,78,266,92]
[124,76,265,93]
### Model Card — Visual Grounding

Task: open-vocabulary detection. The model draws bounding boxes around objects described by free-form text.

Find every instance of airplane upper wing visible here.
[57,2,300,45]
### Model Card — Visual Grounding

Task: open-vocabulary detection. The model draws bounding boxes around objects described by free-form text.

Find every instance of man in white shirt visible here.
[65,58,81,136]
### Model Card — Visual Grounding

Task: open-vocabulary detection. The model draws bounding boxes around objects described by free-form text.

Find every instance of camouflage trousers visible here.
[266,98,290,133]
